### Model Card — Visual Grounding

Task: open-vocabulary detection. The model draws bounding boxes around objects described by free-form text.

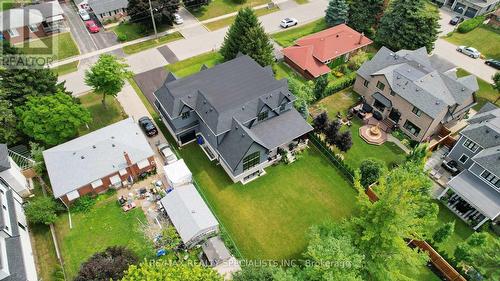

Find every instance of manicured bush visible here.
[457,16,485,33]
[117,33,128,42]
[71,195,96,213]
[325,72,357,96]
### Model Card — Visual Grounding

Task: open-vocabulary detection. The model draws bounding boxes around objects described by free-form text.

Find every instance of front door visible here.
[389,108,401,123]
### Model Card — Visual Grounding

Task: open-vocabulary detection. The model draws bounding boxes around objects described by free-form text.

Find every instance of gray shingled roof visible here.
[473,147,500,176]
[26,1,63,19]
[202,236,231,265]
[3,188,27,281]
[461,105,500,148]
[88,0,128,15]
[357,46,478,119]
[448,170,500,219]
[43,118,154,198]
[0,144,10,172]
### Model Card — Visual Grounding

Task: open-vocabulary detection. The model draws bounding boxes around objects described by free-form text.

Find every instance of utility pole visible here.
[148,0,158,39]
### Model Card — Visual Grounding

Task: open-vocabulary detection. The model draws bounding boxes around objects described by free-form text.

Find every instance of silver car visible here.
[79,9,90,21]
[157,143,178,165]
[456,46,481,59]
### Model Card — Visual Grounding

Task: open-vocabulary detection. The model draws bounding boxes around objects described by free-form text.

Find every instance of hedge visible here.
[457,16,486,33]
[325,71,357,96]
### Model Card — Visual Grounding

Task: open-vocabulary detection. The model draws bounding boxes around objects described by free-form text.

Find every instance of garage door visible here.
[464,7,478,18]
[453,3,466,13]
[179,130,196,144]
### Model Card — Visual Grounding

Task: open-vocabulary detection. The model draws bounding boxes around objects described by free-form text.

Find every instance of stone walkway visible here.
[386,134,411,154]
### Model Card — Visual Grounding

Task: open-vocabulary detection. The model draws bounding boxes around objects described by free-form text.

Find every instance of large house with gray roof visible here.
[43,118,156,205]
[440,0,498,18]
[89,0,128,21]
[438,103,500,230]
[154,55,313,183]
[354,46,478,142]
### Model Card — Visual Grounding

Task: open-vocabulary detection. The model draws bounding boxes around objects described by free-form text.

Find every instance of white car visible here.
[456,46,481,59]
[173,13,183,25]
[280,17,298,28]
[157,143,177,165]
[78,9,90,21]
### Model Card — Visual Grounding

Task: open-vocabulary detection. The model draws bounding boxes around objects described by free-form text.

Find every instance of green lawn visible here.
[122,32,183,55]
[456,68,498,110]
[16,32,80,61]
[55,194,154,279]
[445,25,500,60]
[189,0,271,21]
[165,51,224,77]
[51,61,79,76]
[0,0,14,10]
[205,6,279,31]
[112,22,171,41]
[78,93,127,135]
[179,143,358,259]
[272,18,328,47]
[273,61,307,84]
[294,0,308,4]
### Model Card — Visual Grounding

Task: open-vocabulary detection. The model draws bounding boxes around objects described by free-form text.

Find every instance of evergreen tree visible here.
[313,74,328,100]
[128,0,180,29]
[296,99,309,119]
[220,8,274,66]
[432,221,454,244]
[376,0,439,52]
[325,0,349,27]
[348,0,384,35]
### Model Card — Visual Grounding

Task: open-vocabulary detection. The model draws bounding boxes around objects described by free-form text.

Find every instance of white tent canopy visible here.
[164,159,192,188]
[160,184,219,247]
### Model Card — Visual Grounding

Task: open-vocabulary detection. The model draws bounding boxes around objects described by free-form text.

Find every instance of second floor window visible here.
[363,80,369,87]
[480,170,500,188]
[376,81,385,91]
[463,139,479,152]
[403,120,421,136]
[412,106,422,117]
[258,111,268,121]
[243,151,260,171]
[181,111,190,119]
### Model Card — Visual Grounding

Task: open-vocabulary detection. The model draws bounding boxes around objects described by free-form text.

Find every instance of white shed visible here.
[164,159,192,188]
[160,184,219,248]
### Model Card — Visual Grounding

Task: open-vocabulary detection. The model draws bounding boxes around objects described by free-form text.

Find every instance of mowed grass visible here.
[55,194,154,279]
[78,93,127,135]
[122,32,183,55]
[272,18,328,47]
[189,0,271,20]
[16,32,79,61]
[456,68,498,110]
[445,25,500,60]
[51,61,79,76]
[205,6,279,31]
[112,22,171,41]
[165,51,224,77]
[179,143,358,259]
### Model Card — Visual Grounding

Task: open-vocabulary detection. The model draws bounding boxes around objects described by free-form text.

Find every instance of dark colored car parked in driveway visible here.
[138,116,158,137]
[485,59,500,70]
[449,16,464,25]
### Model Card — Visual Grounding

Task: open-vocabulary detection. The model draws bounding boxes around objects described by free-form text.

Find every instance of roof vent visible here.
[111,136,115,139]
[187,95,191,98]
[461,87,465,91]
[416,88,420,92]
[485,129,490,133]
[495,136,499,139]
[336,34,339,38]
[242,106,245,110]
[435,101,440,105]
[81,156,85,159]
[112,144,115,147]
[396,76,401,79]
[235,126,238,130]
[203,100,207,104]
[407,69,411,73]
[92,145,96,149]
[241,134,245,137]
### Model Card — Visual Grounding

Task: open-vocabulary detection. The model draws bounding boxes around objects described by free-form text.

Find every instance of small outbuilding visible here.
[160,184,219,248]
[164,159,192,188]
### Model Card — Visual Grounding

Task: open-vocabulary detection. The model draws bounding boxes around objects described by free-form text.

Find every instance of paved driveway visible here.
[438,8,457,36]
[62,2,97,54]
[177,7,209,38]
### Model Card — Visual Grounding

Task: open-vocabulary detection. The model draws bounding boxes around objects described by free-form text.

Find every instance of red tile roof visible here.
[283,24,373,78]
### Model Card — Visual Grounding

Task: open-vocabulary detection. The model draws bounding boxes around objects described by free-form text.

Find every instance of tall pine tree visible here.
[325,0,348,27]
[348,0,384,36]
[220,8,274,66]
[376,0,439,52]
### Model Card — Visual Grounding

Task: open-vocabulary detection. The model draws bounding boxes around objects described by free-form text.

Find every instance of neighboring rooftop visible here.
[202,236,232,266]
[461,104,500,148]
[43,118,154,198]
[357,46,478,118]
[88,0,128,15]
[0,9,43,31]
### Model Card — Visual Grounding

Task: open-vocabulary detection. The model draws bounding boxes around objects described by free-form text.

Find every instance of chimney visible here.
[358,32,364,44]
[124,151,132,167]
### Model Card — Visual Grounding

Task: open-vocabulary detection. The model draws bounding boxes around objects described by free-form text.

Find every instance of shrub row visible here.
[324,71,357,96]
[457,16,485,33]
[309,133,355,183]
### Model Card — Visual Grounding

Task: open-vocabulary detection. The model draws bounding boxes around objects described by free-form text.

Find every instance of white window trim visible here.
[28,24,38,32]
[458,154,469,164]
[8,28,19,37]
[462,138,479,153]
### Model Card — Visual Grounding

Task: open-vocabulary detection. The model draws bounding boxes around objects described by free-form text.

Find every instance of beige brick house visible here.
[354,47,479,142]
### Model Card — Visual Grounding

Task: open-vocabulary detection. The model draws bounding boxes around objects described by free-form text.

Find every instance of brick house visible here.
[282,24,373,79]
[0,1,65,44]
[43,118,156,205]
[354,46,478,142]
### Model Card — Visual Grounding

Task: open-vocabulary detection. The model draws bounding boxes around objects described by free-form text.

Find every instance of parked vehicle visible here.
[449,16,464,25]
[138,116,158,137]
[485,59,500,70]
[456,46,480,58]
[85,20,100,33]
[157,143,178,164]
[280,18,298,28]
[173,13,183,25]
[441,159,460,176]
[79,9,90,21]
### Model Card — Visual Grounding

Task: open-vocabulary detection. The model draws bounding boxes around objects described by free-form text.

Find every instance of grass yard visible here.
[31,224,60,281]
[165,51,224,77]
[272,18,327,47]
[78,93,127,135]
[205,6,279,31]
[189,0,271,21]
[122,32,183,55]
[273,61,307,84]
[55,193,154,279]
[456,68,498,110]
[445,25,500,60]
[0,0,14,10]
[179,143,358,259]
[112,22,171,42]
[51,61,79,76]
[16,32,79,61]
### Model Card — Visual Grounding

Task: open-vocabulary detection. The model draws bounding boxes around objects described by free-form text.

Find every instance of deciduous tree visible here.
[128,0,180,29]
[16,92,91,146]
[85,54,133,107]
[312,111,329,132]
[24,196,61,225]
[233,266,296,281]
[325,0,349,27]
[348,0,384,36]
[376,0,439,53]
[493,72,500,102]
[313,74,329,100]
[432,221,455,244]
[121,260,222,281]
[75,246,138,281]
[0,98,20,145]
[335,131,353,152]
[359,158,384,188]
[324,120,341,144]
